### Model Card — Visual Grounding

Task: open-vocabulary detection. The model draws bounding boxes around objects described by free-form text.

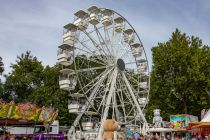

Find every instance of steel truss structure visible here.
[57,6,150,140]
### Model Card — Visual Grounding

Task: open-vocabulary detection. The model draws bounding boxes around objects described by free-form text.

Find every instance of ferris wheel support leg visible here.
[122,72,148,134]
[68,69,112,140]
[98,68,118,139]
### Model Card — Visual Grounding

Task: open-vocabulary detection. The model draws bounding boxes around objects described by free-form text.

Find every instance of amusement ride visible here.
[57,6,150,140]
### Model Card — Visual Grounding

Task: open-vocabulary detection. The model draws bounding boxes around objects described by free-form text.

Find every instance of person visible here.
[174,135,179,140]
[191,135,196,140]
[201,133,205,140]
[133,131,140,140]
[155,133,160,140]
[127,129,133,139]
[140,134,144,140]
[166,134,171,140]
[181,136,185,140]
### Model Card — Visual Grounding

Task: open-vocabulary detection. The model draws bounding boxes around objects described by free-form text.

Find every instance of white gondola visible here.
[137,59,147,73]
[59,70,77,91]
[139,81,148,89]
[82,111,99,131]
[126,125,139,131]
[87,6,100,25]
[131,43,142,57]
[101,9,113,26]
[138,97,147,107]
[139,90,149,96]
[73,10,89,31]
[123,29,135,44]
[57,49,73,66]
[63,23,78,47]
[114,17,124,32]
[82,121,94,131]
[68,101,80,113]
[68,93,85,113]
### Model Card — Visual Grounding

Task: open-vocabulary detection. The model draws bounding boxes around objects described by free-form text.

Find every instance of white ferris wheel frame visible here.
[57,6,150,140]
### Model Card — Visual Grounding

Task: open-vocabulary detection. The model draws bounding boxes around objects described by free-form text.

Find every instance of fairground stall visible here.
[0,100,62,140]
[148,109,175,140]
[188,109,210,136]
[148,127,175,139]
[188,122,210,136]
[170,114,198,139]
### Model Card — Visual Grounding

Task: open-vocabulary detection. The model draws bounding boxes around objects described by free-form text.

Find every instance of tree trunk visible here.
[183,101,187,114]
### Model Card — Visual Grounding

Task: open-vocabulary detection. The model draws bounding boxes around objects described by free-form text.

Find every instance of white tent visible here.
[201,109,210,122]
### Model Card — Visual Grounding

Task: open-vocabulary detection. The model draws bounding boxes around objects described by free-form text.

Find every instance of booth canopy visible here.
[201,109,210,122]
[0,100,58,126]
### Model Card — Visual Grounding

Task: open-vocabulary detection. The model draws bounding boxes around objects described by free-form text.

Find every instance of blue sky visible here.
[0,0,210,77]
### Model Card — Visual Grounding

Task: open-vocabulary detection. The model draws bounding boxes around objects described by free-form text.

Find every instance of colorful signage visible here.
[0,100,58,124]
[170,114,198,128]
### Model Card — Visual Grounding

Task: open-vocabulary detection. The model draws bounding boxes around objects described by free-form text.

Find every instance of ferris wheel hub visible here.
[117,58,125,71]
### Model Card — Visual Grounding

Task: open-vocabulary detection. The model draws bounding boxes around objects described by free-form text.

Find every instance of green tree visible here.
[147,29,210,122]
[4,51,44,102]
[3,51,73,125]
[30,65,73,126]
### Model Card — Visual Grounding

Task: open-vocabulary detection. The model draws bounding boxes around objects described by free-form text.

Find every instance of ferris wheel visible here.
[57,6,150,140]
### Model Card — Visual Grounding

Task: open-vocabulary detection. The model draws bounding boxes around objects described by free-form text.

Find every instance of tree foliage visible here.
[4,51,44,102]
[2,51,72,125]
[147,29,210,122]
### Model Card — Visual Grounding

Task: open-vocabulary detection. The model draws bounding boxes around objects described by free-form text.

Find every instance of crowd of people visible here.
[126,130,210,140]
[127,129,144,140]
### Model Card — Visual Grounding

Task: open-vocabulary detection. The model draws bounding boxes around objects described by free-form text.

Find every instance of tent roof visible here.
[201,109,210,122]
[0,119,43,126]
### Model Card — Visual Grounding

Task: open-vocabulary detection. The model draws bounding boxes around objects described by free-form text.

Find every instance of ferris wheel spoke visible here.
[83,30,111,58]
[77,40,107,63]
[116,90,126,123]
[116,79,131,123]
[114,34,125,58]
[118,44,132,59]
[125,61,136,65]
[122,72,147,123]
[75,53,107,66]
[74,47,107,66]
[75,65,109,73]
[110,23,116,56]
[124,73,140,92]
[68,67,113,137]
[124,71,144,87]
[95,75,113,114]
[103,26,114,54]
[76,67,113,94]
[94,25,114,58]
[98,68,118,139]
[117,76,136,118]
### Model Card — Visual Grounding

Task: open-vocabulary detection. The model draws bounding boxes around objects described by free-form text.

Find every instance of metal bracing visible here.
[97,68,118,139]
[122,72,147,125]
[68,68,113,139]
